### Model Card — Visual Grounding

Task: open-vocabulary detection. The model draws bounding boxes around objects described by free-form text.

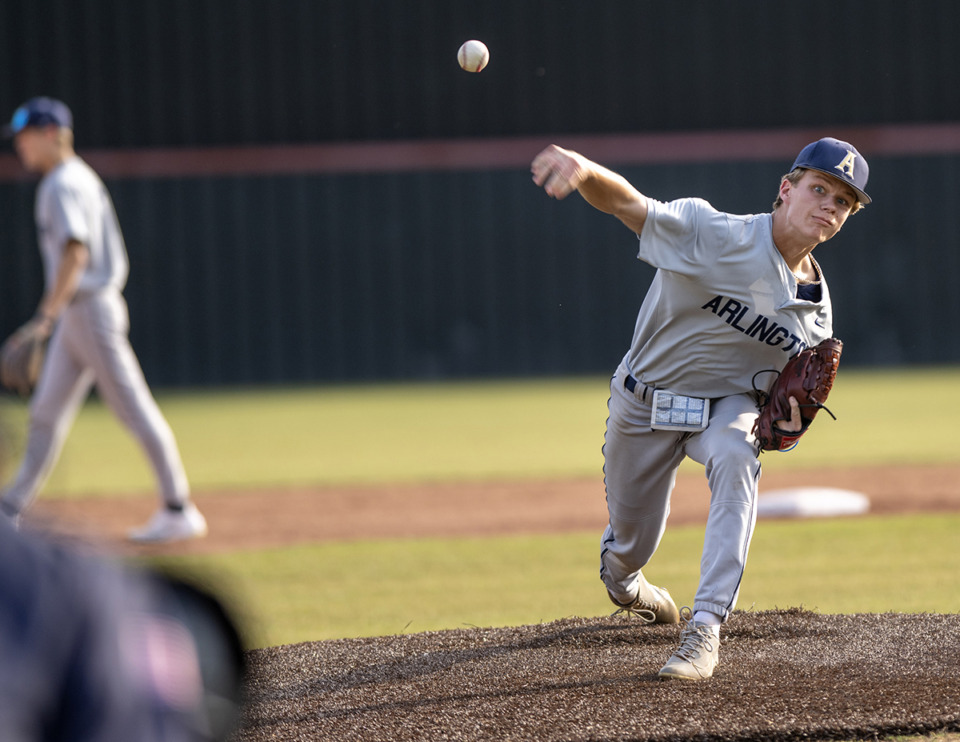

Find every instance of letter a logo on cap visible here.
[792,137,871,204]
[835,150,857,179]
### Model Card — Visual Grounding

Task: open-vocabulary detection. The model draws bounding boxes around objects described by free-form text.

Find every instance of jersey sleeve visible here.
[636,197,731,277]
[46,180,91,249]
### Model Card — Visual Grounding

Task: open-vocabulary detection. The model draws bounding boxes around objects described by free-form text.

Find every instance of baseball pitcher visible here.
[531,137,869,679]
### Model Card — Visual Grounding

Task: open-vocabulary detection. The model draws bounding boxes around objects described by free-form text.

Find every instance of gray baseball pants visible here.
[1,288,190,514]
[600,362,762,622]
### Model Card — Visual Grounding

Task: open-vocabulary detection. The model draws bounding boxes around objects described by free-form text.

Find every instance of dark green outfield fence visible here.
[1,1,958,387]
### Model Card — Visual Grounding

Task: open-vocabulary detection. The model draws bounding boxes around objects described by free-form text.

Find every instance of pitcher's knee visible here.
[705,424,758,463]
[704,445,760,495]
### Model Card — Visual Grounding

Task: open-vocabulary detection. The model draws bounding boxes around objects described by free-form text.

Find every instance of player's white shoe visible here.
[658,607,720,680]
[608,579,681,624]
[128,502,208,543]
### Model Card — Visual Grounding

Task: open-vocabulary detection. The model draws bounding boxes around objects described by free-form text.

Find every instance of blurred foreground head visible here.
[0,518,246,741]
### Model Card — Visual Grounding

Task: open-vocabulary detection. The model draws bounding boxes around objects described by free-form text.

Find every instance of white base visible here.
[757,487,870,519]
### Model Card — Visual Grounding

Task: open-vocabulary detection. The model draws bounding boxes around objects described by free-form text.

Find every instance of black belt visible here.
[623,374,650,402]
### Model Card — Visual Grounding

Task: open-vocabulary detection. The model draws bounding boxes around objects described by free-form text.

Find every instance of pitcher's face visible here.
[778,170,857,244]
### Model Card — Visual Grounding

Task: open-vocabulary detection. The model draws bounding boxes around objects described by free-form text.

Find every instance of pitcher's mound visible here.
[238,609,960,741]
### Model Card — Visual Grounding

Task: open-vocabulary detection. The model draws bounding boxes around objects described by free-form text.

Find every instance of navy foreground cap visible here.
[2,97,73,138]
[791,137,871,205]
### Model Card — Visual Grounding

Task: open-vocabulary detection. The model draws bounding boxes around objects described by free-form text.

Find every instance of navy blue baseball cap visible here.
[2,97,73,138]
[791,137,871,205]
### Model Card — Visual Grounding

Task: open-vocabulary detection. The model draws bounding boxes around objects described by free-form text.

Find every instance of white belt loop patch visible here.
[650,390,710,432]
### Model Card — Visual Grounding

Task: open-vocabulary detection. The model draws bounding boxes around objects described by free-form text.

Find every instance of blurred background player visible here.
[531,137,869,680]
[0,97,207,543]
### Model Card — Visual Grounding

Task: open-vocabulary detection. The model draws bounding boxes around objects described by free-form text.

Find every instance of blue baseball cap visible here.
[791,137,871,205]
[2,97,73,138]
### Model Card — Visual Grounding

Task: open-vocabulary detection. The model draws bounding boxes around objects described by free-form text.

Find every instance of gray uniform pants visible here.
[1,289,189,514]
[600,362,761,622]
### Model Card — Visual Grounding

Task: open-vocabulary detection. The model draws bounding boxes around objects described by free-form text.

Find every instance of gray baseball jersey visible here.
[36,156,129,296]
[623,197,832,398]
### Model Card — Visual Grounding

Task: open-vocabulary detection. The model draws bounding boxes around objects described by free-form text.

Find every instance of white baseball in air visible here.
[457,40,489,72]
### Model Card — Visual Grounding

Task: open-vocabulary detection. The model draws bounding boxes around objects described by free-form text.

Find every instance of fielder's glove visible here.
[752,337,842,452]
[0,316,53,397]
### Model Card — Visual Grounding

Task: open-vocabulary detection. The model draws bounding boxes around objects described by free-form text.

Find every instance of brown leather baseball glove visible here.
[753,338,843,452]
[0,317,53,397]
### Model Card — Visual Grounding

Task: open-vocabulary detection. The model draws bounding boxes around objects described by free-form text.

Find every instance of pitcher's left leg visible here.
[684,393,762,621]
[658,393,760,680]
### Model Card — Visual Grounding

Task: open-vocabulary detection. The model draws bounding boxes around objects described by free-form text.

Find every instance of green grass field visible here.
[2,365,957,498]
[2,366,959,650]
[151,511,960,649]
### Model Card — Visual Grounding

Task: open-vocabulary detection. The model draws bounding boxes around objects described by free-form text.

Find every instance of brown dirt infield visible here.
[25,463,960,556]
[23,463,960,741]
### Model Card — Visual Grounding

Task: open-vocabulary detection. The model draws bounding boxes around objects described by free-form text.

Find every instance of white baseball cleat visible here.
[608,580,681,624]
[658,607,720,680]
[128,502,208,543]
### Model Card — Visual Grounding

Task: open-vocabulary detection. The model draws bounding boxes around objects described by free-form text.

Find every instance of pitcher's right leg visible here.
[600,369,685,624]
